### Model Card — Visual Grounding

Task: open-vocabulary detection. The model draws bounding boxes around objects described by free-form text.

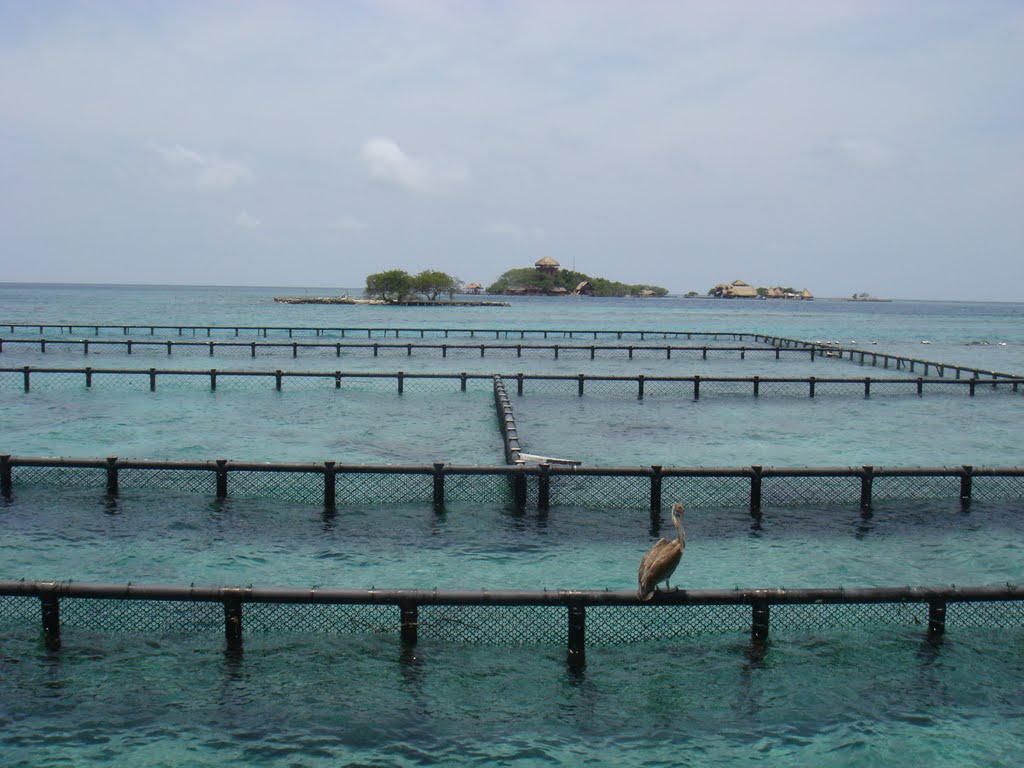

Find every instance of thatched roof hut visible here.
[574,281,594,296]
[464,282,482,294]
[712,280,758,298]
[535,256,560,274]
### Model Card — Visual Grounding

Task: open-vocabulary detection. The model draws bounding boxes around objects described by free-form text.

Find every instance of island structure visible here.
[275,267,511,306]
[275,258,669,306]
[706,280,814,299]
[846,292,891,302]
[486,257,668,298]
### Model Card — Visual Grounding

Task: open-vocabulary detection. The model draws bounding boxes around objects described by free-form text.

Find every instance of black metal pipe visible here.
[5,580,1021,606]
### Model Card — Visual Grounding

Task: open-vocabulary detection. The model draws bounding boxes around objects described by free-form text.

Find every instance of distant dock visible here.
[274,296,511,307]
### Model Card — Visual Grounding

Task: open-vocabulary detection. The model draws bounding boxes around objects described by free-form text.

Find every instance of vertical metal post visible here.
[751,598,770,644]
[397,371,404,395]
[23,366,29,392]
[512,467,527,509]
[753,376,759,397]
[969,377,976,396]
[324,461,336,508]
[216,459,228,498]
[567,604,586,668]
[0,454,12,497]
[928,600,946,640]
[149,368,156,391]
[401,602,418,646]
[275,370,283,391]
[335,371,342,389]
[106,457,119,496]
[537,463,551,512]
[86,368,93,388]
[860,466,874,512]
[650,465,662,512]
[693,376,700,400]
[959,465,973,508]
[126,340,132,354]
[578,374,584,396]
[41,594,61,650]
[750,465,763,513]
[517,373,524,396]
[432,462,445,511]
[251,342,256,358]
[917,377,923,396]
[460,372,467,392]
[638,375,645,400]
[224,596,243,651]
[210,369,217,391]
[864,378,871,397]
[809,377,816,398]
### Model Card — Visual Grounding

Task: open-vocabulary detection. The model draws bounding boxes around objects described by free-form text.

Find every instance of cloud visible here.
[483,221,545,239]
[817,136,898,170]
[153,144,254,190]
[360,137,466,194]
[235,210,262,229]
[330,215,365,231]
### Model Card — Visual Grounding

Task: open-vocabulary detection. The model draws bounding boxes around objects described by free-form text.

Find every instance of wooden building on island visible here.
[535,256,560,275]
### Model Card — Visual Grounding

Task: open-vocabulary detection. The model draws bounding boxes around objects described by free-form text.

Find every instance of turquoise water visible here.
[1,283,1023,766]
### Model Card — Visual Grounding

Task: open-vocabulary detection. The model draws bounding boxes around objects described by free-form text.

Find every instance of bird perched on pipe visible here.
[637,502,686,600]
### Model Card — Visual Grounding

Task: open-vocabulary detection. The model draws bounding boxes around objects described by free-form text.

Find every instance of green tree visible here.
[365,269,413,302]
[413,270,461,301]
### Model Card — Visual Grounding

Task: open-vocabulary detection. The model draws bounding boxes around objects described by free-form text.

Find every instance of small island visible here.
[706,280,814,299]
[275,268,510,306]
[487,258,668,297]
[847,292,891,302]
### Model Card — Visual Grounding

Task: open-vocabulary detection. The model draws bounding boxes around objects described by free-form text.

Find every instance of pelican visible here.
[637,502,686,600]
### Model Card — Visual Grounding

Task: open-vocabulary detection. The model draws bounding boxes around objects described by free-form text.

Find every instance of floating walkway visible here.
[3,579,1021,667]
[2,325,1019,381]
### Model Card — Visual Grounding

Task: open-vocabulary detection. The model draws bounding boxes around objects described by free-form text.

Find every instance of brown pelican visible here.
[637,502,685,600]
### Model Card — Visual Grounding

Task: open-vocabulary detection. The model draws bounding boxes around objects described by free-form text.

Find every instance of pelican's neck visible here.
[672,509,685,543]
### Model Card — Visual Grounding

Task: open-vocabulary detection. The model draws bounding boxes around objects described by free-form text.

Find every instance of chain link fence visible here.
[3,584,1021,654]
[4,459,1023,510]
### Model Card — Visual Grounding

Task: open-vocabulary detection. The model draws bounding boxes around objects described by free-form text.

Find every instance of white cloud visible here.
[483,221,545,239]
[153,144,254,190]
[360,136,466,194]
[820,137,898,170]
[330,215,365,231]
[235,210,262,229]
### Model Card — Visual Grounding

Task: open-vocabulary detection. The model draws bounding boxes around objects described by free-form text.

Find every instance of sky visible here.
[1,0,1022,300]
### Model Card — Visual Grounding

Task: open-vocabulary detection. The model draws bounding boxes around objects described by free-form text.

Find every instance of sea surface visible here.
[1,283,1022,766]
